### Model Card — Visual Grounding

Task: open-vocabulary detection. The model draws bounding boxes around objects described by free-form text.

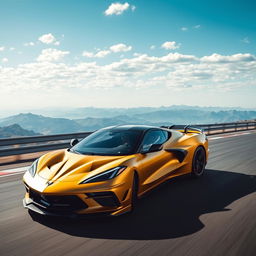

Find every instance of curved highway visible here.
[1,132,256,256]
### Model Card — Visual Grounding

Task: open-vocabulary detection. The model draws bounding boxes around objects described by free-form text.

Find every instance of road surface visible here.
[1,132,256,256]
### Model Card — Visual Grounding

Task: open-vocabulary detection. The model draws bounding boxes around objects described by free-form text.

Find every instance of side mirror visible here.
[70,138,79,147]
[141,144,163,154]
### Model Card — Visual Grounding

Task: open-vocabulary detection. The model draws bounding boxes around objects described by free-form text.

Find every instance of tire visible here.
[130,172,139,212]
[191,146,206,178]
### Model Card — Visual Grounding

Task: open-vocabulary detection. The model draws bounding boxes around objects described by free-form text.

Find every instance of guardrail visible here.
[0,132,91,158]
[194,121,256,135]
[0,121,255,158]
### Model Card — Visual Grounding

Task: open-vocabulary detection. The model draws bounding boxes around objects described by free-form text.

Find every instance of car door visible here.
[136,129,174,193]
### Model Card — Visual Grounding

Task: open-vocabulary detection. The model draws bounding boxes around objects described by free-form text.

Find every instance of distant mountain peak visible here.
[0,123,39,138]
[0,109,255,137]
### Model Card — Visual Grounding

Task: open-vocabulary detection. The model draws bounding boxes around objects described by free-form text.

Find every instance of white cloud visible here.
[37,48,69,62]
[82,51,94,58]
[161,41,180,50]
[0,46,5,51]
[133,53,143,57]
[95,50,111,58]
[0,53,255,95]
[2,58,8,63]
[201,53,256,63]
[107,53,198,74]
[109,43,132,52]
[9,47,15,51]
[38,33,59,45]
[241,37,250,44]
[150,45,155,50]
[82,43,132,58]
[194,25,201,29]
[131,5,136,11]
[82,50,110,58]
[104,2,131,15]
[24,42,35,47]
[161,52,197,62]
[181,27,188,31]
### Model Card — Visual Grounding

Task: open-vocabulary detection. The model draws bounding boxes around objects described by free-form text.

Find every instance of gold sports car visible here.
[23,125,209,217]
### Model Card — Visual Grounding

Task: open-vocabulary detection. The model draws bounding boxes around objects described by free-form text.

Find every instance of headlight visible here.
[80,166,127,184]
[27,159,39,177]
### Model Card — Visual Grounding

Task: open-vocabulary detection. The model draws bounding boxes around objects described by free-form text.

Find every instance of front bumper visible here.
[23,198,79,217]
[23,199,112,218]
[23,183,132,217]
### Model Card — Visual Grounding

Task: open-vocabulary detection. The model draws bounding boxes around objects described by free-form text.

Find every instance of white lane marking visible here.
[0,166,28,178]
[209,136,223,140]
[208,131,255,141]
[3,166,28,173]
[0,172,26,178]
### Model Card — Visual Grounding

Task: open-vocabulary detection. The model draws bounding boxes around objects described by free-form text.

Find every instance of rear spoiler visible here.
[160,125,203,134]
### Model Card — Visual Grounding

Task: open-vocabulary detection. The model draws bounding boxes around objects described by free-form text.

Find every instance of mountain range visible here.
[0,106,255,137]
[1,105,256,120]
[0,124,39,138]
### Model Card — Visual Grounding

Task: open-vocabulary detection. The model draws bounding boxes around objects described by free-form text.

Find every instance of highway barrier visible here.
[0,120,255,158]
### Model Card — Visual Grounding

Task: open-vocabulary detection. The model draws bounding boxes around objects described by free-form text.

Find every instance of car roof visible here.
[103,124,163,132]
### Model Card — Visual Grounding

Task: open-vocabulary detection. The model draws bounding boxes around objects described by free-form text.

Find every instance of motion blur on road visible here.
[1,132,256,256]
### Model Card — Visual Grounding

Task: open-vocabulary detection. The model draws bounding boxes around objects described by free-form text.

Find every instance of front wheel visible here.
[191,147,206,178]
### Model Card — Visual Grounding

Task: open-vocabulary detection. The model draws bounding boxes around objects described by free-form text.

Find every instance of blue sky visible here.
[0,0,255,113]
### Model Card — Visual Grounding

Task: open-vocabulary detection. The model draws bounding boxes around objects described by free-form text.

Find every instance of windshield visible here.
[71,128,143,155]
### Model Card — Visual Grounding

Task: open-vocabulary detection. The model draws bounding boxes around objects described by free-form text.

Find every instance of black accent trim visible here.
[140,143,163,154]
[23,199,113,218]
[86,191,120,207]
[161,125,203,133]
[165,148,188,163]
[24,182,29,192]
[23,199,78,217]
[26,188,88,215]
[184,125,190,133]
[122,189,129,201]
[70,138,79,147]
[184,125,203,133]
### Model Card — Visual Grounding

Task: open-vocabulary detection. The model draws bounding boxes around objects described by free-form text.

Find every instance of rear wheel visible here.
[191,147,206,178]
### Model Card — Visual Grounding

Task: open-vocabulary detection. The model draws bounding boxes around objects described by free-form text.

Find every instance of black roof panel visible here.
[104,124,160,132]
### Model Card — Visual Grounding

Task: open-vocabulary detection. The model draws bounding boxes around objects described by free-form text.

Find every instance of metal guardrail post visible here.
[14,144,21,162]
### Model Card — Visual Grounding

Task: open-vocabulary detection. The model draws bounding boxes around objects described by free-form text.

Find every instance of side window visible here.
[140,130,168,152]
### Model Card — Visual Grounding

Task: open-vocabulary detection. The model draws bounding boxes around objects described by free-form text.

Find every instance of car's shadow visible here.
[30,169,256,240]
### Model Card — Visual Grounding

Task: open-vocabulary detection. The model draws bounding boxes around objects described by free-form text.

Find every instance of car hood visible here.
[36,149,135,183]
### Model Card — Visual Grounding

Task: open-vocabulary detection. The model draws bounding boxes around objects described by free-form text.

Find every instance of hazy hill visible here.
[0,109,255,136]
[75,115,149,131]
[0,113,84,134]
[0,124,38,138]
[134,110,256,124]
[22,105,256,119]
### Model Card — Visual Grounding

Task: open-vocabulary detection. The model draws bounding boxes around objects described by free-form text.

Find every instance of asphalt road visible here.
[1,132,256,256]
